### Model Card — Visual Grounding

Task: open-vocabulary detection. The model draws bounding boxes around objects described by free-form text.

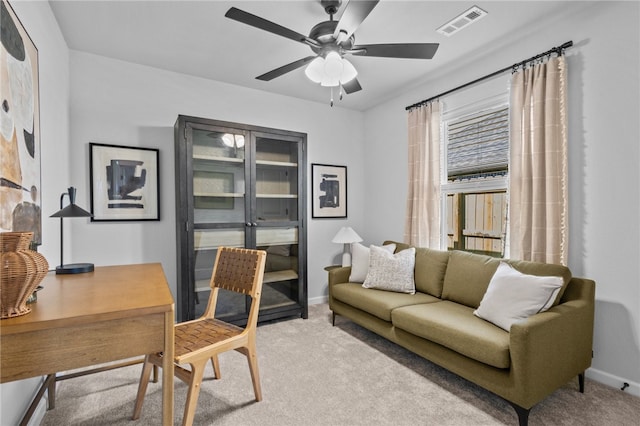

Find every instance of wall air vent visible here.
[437,5,488,37]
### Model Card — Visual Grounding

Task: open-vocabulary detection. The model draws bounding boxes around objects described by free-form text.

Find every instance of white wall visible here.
[4,2,639,423]
[68,51,366,306]
[363,1,640,394]
[0,1,70,425]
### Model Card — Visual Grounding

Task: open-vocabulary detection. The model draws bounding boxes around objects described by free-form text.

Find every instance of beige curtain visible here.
[405,101,441,248]
[509,56,568,264]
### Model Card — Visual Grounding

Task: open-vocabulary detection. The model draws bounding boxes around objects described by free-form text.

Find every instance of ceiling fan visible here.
[225,0,439,105]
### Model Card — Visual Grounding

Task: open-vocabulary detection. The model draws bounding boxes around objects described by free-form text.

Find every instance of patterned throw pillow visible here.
[349,243,396,283]
[362,246,416,294]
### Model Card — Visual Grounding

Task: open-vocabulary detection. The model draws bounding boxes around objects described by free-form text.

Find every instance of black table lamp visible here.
[50,187,94,274]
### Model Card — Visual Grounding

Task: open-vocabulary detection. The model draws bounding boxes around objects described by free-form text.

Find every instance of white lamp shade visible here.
[340,58,358,84]
[332,227,363,244]
[305,57,325,83]
[323,51,344,78]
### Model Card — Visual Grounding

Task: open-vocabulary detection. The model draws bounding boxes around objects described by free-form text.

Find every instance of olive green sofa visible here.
[328,241,595,426]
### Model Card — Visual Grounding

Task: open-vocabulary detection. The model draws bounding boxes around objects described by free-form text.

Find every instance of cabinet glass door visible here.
[191,127,249,321]
[253,134,304,315]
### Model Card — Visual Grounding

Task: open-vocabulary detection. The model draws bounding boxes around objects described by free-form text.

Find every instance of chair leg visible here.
[132,355,155,420]
[578,372,585,393]
[245,345,262,402]
[182,361,207,426]
[211,355,221,379]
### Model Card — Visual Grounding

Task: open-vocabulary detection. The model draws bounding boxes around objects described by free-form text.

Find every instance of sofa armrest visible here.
[509,277,595,408]
[328,266,351,287]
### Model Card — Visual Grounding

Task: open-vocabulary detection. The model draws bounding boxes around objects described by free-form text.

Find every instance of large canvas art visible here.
[0,0,41,243]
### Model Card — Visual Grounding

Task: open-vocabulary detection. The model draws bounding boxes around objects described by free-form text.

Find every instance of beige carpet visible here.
[41,304,640,425]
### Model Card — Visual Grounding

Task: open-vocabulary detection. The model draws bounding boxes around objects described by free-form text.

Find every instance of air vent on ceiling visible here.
[437,5,487,37]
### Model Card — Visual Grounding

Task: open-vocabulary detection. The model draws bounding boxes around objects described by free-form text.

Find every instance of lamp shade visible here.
[50,187,92,218]
[50,203,92,218]
[305,57,325,83]
[340,58,358,84]
[331,227,363,244]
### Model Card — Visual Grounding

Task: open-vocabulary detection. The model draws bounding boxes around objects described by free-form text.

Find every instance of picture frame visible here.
[89,143,160,221]
[311,163,347,219]
[1,0,42,243]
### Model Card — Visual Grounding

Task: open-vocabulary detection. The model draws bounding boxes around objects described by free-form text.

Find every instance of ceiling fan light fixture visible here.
[304,57,325,83]
[340,58,358,84]
[323,51,344,79]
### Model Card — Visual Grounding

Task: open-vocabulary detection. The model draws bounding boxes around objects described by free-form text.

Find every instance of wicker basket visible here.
[1,232,49,319]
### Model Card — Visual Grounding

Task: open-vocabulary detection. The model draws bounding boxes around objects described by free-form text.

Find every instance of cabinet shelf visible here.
[256,160,298,168]
[194,192,244,198]
[193,154,244,163]
[256,193,298,199]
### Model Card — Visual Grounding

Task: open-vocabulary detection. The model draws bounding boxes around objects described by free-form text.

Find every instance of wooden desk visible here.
[0,263,175,425]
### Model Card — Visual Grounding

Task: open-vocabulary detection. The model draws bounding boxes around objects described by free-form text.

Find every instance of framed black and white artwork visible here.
[89,143,160,221]
[311,163,347,219]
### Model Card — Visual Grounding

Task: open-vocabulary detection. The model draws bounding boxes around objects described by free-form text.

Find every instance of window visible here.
[441,99,509,257]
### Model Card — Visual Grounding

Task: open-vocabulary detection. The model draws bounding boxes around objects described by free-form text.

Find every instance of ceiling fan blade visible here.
[333,0,379,41]
[350,43,439,59]
[225,7,315,46]
[256,56,317,81]
[342,78,362,94]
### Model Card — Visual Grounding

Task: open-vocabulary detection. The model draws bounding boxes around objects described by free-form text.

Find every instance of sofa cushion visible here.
[383,241,450,298]
[474,262,564,331]
[442,251,500,308]
[392,301,511,369]
[363,246,416,294]
[414,247,450,298]
[332,283,439,322]
[349,243,396,283]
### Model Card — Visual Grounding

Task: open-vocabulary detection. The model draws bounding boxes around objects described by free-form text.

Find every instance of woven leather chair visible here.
[132,247,267,426]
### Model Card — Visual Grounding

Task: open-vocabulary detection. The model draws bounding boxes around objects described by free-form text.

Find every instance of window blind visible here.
[446,106,509,179]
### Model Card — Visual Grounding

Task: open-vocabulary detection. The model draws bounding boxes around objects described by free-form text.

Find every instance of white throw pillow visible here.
[349,243,396,283]
[362,246,416,294]
[473,262,563,331]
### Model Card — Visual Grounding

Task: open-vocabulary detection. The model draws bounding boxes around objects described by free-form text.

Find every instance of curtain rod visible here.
[405,40,573,111]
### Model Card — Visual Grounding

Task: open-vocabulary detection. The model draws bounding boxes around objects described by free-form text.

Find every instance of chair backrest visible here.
[204,247,267,322]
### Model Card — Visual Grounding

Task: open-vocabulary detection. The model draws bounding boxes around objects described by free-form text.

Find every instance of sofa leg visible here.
[510,402,530,426]
[578,372,585,393]
[332,311,336,326]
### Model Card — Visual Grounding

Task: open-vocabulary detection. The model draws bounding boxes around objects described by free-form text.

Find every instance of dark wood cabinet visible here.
[174,115,307,324]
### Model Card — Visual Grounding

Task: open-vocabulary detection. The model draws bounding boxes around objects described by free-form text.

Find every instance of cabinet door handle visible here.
[252,222,258,227]
[246,222,252,227]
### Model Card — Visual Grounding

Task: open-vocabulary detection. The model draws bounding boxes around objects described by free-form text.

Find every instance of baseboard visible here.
[309,295,328,305]
[586,368,640,397]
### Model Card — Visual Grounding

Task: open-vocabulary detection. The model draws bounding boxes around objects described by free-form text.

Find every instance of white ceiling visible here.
[49,0,576,111]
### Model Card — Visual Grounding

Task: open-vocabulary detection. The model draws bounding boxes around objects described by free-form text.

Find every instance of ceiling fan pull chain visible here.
[330,86,334,107]
[339,83,344,101]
